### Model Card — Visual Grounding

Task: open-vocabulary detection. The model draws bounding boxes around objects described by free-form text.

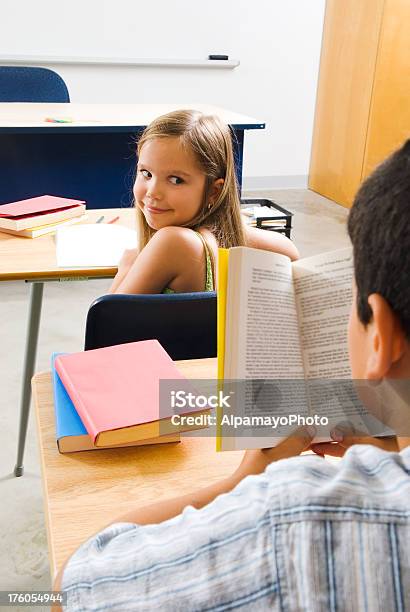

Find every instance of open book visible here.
[218,246,391,450]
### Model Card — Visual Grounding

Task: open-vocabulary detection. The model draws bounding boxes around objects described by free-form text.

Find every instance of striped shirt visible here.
[62,445,410,611]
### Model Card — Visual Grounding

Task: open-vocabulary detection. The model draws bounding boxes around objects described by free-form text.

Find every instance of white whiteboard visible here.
[0,0,237,65]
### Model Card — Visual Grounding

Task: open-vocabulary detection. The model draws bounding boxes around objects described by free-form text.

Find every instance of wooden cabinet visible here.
[309,0,410,207]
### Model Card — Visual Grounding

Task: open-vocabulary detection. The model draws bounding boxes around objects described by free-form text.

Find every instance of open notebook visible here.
[56,223,138,267]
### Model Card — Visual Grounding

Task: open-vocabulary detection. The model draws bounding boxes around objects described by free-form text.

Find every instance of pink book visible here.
[55,340,207,446]
[0,195,85,218]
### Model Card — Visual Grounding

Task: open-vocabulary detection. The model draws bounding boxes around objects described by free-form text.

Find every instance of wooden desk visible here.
[0,208,135,281]
[32,358,241,579]
[0,103,265,208]
[0,209,135,476]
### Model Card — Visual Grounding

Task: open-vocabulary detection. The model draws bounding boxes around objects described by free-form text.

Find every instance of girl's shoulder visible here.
[153,225,217,249]
[147,226,215,292]
[148,226,217,273]
[150,226,209,254]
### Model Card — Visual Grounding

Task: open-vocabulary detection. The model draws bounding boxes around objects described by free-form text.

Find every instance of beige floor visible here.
[0,189,349,597]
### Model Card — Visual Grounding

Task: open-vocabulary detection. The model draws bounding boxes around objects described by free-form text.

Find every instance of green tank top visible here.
[163,231,215,294]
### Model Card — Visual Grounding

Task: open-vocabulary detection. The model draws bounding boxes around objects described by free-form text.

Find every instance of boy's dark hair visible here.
[348,139,410,339]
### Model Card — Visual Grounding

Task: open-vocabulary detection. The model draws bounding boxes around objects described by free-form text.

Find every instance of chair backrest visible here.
[84,292,217,360]
[0,66,70,102]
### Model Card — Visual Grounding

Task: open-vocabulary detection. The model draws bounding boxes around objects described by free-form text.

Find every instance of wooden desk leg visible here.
[14,282,44,477]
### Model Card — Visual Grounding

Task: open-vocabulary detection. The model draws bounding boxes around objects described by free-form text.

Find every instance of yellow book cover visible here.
[216,248,229,451]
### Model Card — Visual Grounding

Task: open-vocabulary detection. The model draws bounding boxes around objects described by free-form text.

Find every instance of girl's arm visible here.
[245,225,299,260]
[108,247,139,293]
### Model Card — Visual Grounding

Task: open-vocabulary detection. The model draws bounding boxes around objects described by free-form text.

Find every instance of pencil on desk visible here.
[44,117,74,123]
[96,215,105,224]
[107,216,120,224]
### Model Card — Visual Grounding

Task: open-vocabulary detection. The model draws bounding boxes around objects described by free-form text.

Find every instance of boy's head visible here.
[347,139,410,380]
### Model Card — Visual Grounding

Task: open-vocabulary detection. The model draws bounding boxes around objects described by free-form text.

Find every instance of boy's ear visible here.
[209,178,224,205]
[366,294,406,378]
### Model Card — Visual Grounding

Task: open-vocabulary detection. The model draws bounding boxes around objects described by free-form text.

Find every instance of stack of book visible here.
[240,198,293,238]
[52,340,208,453]
[0,195,87,238]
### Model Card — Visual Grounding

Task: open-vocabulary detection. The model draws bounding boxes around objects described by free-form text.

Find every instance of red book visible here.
[0,195,85,231]
[55,340,207,446]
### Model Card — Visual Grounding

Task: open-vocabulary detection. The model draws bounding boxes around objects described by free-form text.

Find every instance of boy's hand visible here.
[311,422,399,457]
[232,425,316,483]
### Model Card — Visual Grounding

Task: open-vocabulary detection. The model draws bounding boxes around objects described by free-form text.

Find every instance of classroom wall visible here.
[0,0,326,189]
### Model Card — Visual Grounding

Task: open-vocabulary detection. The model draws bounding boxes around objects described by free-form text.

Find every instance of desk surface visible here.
[32,358,241,578]
[0,208,135,281]
[0,103,265,131]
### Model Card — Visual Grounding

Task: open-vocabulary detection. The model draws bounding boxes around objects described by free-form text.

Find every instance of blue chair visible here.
[84,292,217,360]
[0,66,70,102]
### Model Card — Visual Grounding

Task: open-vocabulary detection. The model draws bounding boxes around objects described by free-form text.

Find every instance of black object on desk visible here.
[240,198,293,239]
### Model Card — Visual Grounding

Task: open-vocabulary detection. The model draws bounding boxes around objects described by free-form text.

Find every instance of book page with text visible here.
[225,247,305,380]
[223,247,307,450]
[292,248,391,440]
[291,248,372,439]
[292,247,353,380]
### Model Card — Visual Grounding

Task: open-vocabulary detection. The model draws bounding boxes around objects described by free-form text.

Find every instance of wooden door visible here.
[363,0,410,178]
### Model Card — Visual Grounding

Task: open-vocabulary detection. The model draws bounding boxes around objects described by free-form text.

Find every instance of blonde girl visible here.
[109,110,298,294]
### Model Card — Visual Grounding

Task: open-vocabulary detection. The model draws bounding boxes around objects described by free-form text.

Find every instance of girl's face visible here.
[134,137,206,230]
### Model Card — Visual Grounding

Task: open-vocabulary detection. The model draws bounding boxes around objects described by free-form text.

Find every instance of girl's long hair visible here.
[135,109,246,249]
